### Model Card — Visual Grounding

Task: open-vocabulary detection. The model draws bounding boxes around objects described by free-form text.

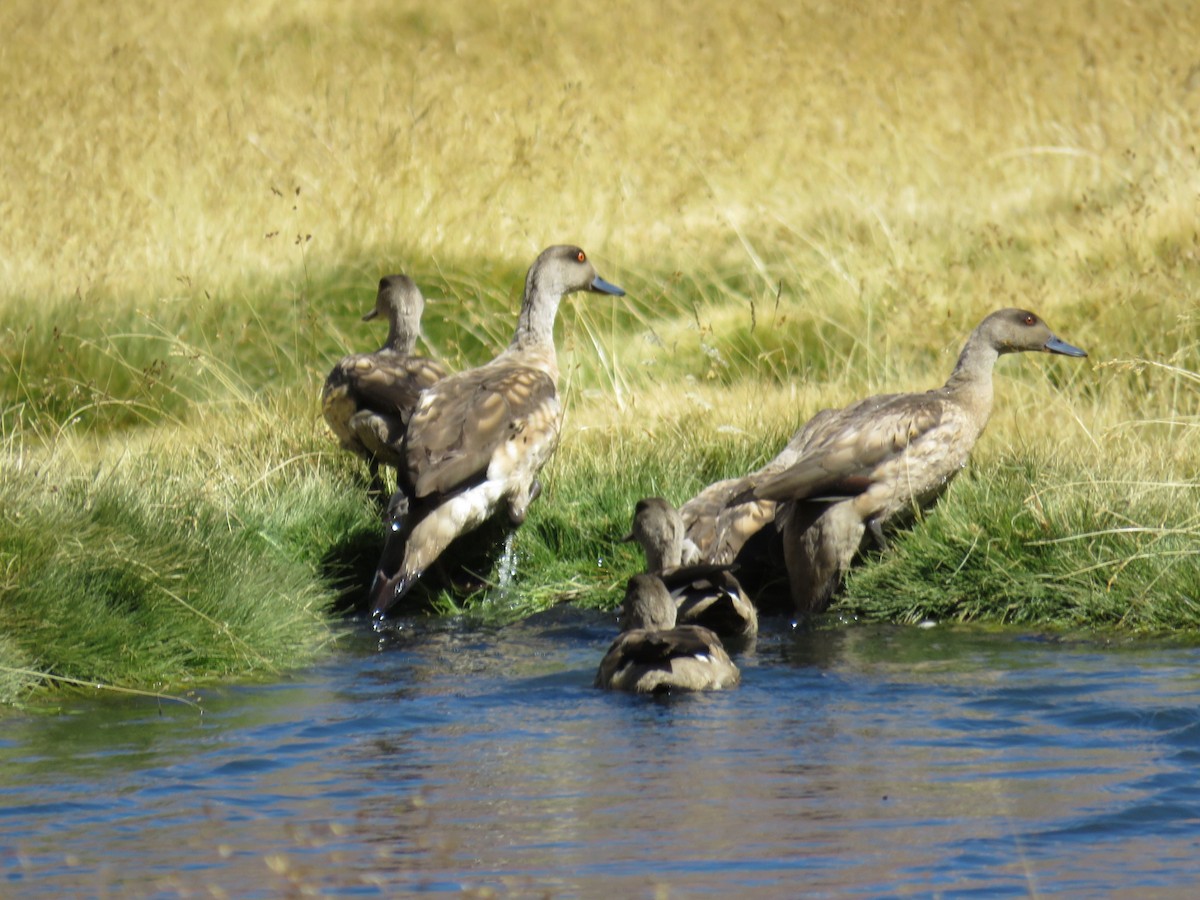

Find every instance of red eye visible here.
[576,250,586,263]
[1023,314,1037,326]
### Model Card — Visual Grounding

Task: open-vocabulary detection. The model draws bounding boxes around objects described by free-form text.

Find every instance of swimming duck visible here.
[321,274,448,496]
[738,308,1087,614]
[624,497,758,640]
[595,573,741,693]
[369,245,625,619]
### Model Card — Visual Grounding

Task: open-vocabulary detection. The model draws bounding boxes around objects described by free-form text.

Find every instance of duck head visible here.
[525,245,625,301]
[622,496,685,571]
[363,274,427,352]
[983,308,1088,358]
[619,574,678,632]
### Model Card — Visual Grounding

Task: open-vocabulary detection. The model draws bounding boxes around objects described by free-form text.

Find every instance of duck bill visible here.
[589,275,626,297]
[1043,335,1088,358]
[361,308,380,322]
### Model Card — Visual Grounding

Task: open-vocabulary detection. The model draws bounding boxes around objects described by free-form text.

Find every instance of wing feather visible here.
[405,363,558,499]
[753,394,947,502]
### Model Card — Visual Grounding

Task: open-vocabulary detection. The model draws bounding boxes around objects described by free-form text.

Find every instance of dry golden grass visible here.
[2,0,1196,294]
[4,0,1197,443]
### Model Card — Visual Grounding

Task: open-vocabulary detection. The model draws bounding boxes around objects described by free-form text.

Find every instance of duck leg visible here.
[365,459,388,510]
[866,518,889,552]
[781,500,865,618]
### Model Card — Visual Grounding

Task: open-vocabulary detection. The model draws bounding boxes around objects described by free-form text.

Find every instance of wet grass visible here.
[3,0,1200,704]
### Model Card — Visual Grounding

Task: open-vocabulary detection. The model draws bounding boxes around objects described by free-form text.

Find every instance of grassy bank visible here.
[3,0,1200,704]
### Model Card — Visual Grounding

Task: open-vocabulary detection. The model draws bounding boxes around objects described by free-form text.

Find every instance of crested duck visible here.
[321,274,448,496]
[369,245,624,618]
[625,497,758,639]
[740,308,1087,614]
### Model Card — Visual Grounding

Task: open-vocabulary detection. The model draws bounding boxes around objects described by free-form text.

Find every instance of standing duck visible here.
[739,308,1087,615]
[369,245,625,619]
[624,497,758,640]
[321,274,448,497]
[595,574,740,693]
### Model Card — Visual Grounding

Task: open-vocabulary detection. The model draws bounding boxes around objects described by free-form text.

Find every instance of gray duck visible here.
[624,497,758,640]
[321,274,448,496]
[369,245,625,618]
[737,307,1087,615]
[595,573,741,693]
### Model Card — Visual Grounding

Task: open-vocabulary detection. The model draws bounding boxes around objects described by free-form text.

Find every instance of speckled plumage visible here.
[370,245,625,619]
[680,406,841,566]
[321,275,447,490]
[595,574,740,693]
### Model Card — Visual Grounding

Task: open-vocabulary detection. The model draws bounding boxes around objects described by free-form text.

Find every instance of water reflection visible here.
[3,616,1200,896]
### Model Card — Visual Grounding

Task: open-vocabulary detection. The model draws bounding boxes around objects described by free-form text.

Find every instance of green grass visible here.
[838,454,1200,632]
[3,0,1200,706]
[0,425,351,706]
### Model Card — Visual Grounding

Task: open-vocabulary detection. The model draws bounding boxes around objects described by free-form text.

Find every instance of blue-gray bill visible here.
[1044,336,1087,357]
[590,276,625,296]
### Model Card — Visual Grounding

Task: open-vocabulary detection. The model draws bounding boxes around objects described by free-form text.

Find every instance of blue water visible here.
[4,611,1200,897]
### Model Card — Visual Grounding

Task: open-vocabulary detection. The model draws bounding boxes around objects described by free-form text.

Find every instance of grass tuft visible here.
[838,451,1200,633]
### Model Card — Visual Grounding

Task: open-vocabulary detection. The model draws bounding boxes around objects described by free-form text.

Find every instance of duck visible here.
[321,274,448,497]
[369,245,625,619]
[595,573,741,693]
[733,308,1087,615]
[624,497,758,640]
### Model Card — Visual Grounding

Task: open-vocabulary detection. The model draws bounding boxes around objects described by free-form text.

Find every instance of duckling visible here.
[624,497,758,640]
[742,308,1087,614]
[370,245,625,619]
[321,274,448,497]
[595,574,740,693]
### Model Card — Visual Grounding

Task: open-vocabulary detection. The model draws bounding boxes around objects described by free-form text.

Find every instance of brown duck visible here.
[624,497,758,640]
[595,573,741,693]
[321,274,448,496]
[736,308,1087,615]
[369,245,625,619]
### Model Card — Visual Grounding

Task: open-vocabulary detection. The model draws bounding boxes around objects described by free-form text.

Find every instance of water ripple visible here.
[3,624,1200,896]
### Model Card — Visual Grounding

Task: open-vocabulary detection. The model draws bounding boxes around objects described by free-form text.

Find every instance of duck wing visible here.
[405,363,558,499]
[342,352,447,420]
[607,625,724,669]
[752,393,947,502]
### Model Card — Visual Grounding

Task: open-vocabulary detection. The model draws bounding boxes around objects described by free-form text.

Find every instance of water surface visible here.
[4,611,1200,897]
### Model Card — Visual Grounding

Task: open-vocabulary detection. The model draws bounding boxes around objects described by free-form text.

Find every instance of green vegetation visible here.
[2,0,1199,705]
[839,453,1200,631]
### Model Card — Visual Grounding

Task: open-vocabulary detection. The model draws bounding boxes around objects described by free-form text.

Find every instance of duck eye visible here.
[1023,314,1037,326]
[576,250,586,263]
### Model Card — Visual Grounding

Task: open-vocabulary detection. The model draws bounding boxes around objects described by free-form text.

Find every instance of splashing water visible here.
[494,531,519,603]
